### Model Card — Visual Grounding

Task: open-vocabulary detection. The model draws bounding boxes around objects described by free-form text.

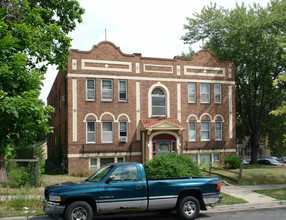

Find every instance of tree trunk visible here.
[0,154,8,183]
[249,134,260,164]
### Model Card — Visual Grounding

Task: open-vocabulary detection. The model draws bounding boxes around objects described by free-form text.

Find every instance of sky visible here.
[39,0,269,103]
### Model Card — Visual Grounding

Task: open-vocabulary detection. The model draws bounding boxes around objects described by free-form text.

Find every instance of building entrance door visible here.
[157,141,170,156]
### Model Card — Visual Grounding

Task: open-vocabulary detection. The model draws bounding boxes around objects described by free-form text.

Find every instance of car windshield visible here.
[269,159,278,163]
[86,165,114,182]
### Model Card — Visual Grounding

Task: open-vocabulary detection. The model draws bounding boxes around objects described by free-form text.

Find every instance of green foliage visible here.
[0,0,84,181]
[224,156,243,169]
[182,0,286,163]
[7,163,37,187]
[143,153,202,179]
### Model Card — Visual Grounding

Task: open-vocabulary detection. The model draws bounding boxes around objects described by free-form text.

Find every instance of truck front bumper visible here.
[203,193,223,205]
[43,200,65,215]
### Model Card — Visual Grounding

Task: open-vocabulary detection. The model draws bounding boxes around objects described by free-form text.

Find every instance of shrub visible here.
[224,156,243,169]
[143,153,202,179]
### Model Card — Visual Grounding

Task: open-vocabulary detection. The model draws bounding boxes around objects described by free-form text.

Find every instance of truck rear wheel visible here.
[177,196,200,220]
[64,201,93,220]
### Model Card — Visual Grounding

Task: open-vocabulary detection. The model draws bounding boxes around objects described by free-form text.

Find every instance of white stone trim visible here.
[148,82,170,118]
[67,73,235,85]
[229,86,233,139]
[148,131,181,159]
[177,84,181,122]
[72,59,77,70]
[136,63,140,74]
[186,114,199,122]
[228,68,232,78]
[143,64,173,74]
[67,152,142,158]
[183,149,236,154]
[214,114,225,122]
[72,79,77,142]
[99,112,117,122]
[184,66,225,77]
[177,65,181,76]
[117,113,131,122]
[81,59,132,72]
[199,113,212,122]
[136,82,141,140]
[83,113,99,122]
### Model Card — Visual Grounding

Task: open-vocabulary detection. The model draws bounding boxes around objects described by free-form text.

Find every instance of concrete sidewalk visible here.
[1,184,286,219]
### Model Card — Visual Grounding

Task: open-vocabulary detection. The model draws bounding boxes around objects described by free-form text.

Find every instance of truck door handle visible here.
[136,185,142,189]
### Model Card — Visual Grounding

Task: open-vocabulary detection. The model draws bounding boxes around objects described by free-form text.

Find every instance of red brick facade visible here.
[47,41,236,173]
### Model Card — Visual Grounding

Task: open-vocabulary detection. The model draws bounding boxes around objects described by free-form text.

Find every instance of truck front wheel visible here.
[65,201,93,220]
[177,196,200,220]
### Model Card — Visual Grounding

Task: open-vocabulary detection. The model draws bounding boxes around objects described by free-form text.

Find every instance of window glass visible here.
[111,165,138,182]
[86,79,95,100]
[213,154,220,165]
[102,122,113,143]
[153,142,156,156]
[172,141,176,152]
[188,83,196,103]
[215,122,222,140]
[90,158,97,171]
[151,88,166,116]
[200,154,211,165]
[192,154,198,163]
[119,122,127,137]
[117,157,124,163]
[201,122,210,141]
[100,158,114,167]
[214,84,221,103]
[101,80,113,101]
[87,121,96,143]
[200,84,210,103]
[189,122,196,141]
[119,80,127,101]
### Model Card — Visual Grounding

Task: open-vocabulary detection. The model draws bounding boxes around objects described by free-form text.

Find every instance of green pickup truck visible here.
[44,162,222,220]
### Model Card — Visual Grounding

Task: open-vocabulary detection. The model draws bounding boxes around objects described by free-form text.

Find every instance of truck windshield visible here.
[86,165,114,182]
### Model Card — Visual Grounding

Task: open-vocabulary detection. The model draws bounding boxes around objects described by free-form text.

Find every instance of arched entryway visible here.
[152,134,176,156]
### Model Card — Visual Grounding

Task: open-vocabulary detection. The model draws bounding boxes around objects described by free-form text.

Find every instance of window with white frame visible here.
[86,79,95,100]
[200,84,210,103]
[188,83,196,103]
[119,80,127,101]
[192,154,198,163]
[200,154,212,165]
[213,153,220,165]
[86,121,96,143]
[151,88,166,116]
[89,158,98,171]
[119,121,128,138]
[215,121,222,140]
[201,121,210,141]
[189,121,196,141]
[214,84,221,103]
[100,157,124,167]
[102,121,113,143]
[101,79,113,101]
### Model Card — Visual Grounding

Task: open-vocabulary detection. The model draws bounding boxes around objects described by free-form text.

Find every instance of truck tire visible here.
[64,201,93,220]
[177,196,200,220]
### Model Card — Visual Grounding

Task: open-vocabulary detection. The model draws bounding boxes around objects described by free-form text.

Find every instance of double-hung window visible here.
[101,80,113,101]
[119,121,128,138]
[151,88,166,116]
[102,122,113,143]
[215,121,222,140]
[200,84,210,103]
[188,83,196,103]
[189,122,196,141]
[119,80,127,101]
[201,121,210,141]
[86,121,96,143]
[214,84,222,103]
[86,79,95,101]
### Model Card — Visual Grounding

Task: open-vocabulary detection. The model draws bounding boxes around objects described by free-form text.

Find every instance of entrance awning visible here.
[140,118,185,135]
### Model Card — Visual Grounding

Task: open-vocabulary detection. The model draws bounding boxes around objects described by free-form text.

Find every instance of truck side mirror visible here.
[105,175,115,184]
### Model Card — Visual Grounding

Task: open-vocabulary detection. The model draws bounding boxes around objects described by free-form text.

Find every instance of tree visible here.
[0,0,84,182]
[182,0,286,163]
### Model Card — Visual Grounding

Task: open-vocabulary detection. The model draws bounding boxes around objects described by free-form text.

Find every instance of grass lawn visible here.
[204,164,286,185]
[217,192,248,206]
[253,188,286,200]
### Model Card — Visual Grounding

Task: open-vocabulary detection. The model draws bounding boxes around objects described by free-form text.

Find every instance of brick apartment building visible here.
[47,41,236,173]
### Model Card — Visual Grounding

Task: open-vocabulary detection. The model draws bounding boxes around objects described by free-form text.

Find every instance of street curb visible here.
[203,200,286,213]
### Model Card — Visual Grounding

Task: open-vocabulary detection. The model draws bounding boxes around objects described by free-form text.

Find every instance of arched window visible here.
[151,88,166,116]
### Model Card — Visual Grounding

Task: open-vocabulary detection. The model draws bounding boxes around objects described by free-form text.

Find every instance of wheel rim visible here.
[183,201,196,216]
[71,206,88,220]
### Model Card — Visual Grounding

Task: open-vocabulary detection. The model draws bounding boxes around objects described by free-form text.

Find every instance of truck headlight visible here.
[49,195,61,202]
